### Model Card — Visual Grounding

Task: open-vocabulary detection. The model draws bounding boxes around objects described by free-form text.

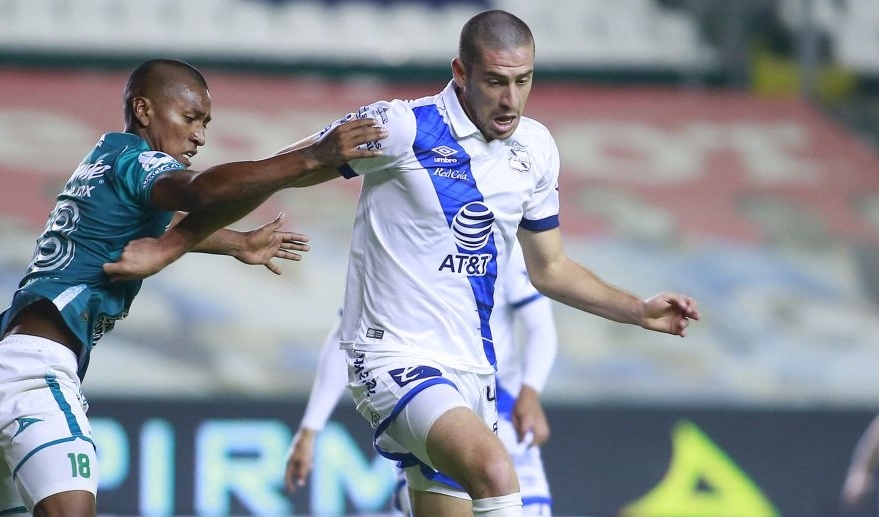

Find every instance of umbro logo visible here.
[431,145,459,164]
[431,146,458,157]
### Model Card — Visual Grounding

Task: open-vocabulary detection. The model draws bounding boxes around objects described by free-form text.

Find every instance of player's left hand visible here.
[233,213,310,275]
[641,293,700,337]
[103,236,182,281]
[512,385,550,447]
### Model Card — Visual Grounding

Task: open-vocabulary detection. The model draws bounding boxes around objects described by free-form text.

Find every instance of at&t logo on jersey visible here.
[438,201,494,276]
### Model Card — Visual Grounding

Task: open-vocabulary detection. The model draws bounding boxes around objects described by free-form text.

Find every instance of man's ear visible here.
[132,96,150,127]
[451,58,466,88]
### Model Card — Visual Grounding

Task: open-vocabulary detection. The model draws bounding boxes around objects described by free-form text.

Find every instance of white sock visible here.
[472,493,523,516]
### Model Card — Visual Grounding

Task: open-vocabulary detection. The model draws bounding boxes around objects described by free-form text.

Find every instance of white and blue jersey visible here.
[331,80,560,374]
[0,132,184,379]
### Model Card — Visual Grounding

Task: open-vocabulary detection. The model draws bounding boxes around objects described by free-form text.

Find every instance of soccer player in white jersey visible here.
[0,59,385,517]
[114,10,700,517]
[285,241,558,516]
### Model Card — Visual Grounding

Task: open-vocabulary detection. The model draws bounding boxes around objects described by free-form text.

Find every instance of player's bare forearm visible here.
[528,256,641,324]
[526,253,698,336]
[171,210,310,276]
[152,118,386,212]
[168,195,273,255]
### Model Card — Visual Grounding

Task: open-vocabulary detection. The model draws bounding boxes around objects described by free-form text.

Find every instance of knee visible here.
[466,446,519,497]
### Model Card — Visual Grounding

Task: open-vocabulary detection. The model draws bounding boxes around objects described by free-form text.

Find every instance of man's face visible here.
[141,84,211,168]
[453,44,534,142]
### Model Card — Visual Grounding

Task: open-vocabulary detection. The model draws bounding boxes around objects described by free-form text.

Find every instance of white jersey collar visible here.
[439,80,483,141]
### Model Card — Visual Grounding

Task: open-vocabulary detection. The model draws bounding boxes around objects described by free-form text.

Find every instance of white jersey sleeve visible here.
[515,294,557,393]
[330,100,418,179]
[520,132,561,232]
[299,317,350,431]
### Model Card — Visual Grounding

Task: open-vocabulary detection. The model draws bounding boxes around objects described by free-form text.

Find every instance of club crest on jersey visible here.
[389,366,442,387]
[438,201,494,276]
[508,142,531,173]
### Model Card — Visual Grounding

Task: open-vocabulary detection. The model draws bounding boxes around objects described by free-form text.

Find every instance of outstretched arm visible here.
[103,118,385,280]
[285,317,350,492]
[517,227,699,336]
[149,118,384,213]
[188,212,310,275]
[105,212,310,280]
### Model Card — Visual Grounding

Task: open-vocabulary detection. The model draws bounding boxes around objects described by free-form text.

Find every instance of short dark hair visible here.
[458,10,534,71]
[123,59,208,122]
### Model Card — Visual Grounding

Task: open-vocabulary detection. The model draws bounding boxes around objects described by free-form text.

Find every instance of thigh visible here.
[423,406,514,496]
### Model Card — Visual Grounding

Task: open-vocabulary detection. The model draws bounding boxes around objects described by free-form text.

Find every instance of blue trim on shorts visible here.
[523,495,553,507]
[418,463,464,491]
[391,477,408,513]
[372,377,458,465]
[0,506,28,515]
[45,372,82,436]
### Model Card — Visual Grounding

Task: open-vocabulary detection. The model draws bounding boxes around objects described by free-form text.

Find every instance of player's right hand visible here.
[285,428,317,493]
[307,117,387,168]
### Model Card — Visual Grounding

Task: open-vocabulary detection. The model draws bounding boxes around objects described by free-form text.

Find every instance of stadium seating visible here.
[777,0,879,74]
[0,0,716,70]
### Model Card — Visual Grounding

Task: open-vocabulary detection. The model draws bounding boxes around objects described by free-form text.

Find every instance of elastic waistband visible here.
[0,333,79,362]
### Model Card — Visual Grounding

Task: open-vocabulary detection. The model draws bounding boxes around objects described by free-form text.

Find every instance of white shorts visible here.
[387,403,553,513]
[0,335,98,513]
[497,417,552,515]
[346,349,498,498]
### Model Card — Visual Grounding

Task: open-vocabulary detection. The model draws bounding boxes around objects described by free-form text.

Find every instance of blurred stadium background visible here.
[2,0,879,516]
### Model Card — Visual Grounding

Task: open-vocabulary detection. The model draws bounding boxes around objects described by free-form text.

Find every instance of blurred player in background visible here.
[0,58,385,517]
[841,412,879,514]
[113,10,699,517]
[285,241,558,516]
